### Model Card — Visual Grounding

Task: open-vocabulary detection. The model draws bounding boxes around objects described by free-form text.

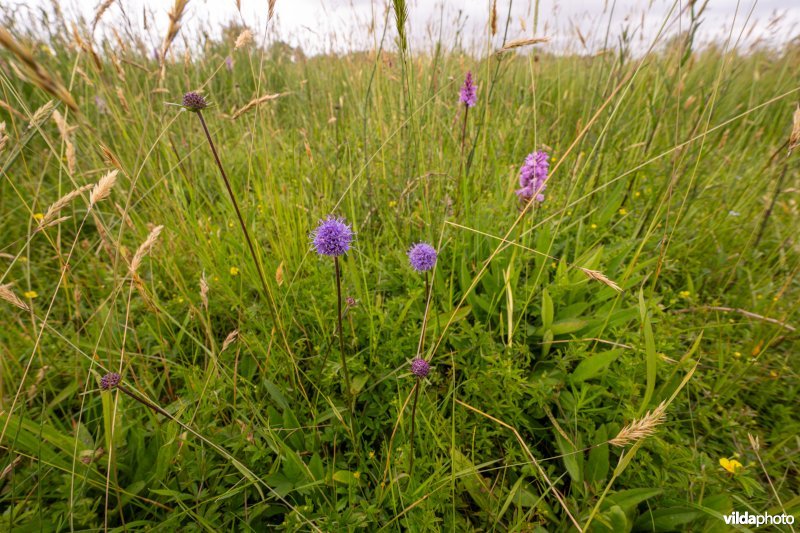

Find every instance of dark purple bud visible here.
[411,358,430,378]
[100,372,121,390]
[182,92,208,112]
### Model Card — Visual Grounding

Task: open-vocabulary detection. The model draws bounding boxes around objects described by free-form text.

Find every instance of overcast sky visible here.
[13,0,800,55]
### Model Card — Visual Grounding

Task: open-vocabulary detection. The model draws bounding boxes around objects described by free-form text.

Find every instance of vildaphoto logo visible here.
[723,511,795,527]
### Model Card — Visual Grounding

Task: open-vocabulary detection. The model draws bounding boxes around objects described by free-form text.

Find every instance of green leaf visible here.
[602,488,663,511]
[586,425,609,484]
[632,507,704,531]
[542,288,553,330]
[571,349,624,383]
[332,470,358,484]
[638,290,657,414]
[555,431,583,486]
[308,453,324,481]
[552,318,589,335]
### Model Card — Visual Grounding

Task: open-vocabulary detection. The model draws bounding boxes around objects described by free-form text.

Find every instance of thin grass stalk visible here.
[193,111,291,357]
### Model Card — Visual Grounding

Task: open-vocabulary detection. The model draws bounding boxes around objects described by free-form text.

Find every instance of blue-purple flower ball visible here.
[411,358,430,378]
[408,242,437,272]
[311,216,353,257]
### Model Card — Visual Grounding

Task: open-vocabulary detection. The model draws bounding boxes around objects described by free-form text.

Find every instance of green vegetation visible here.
[0,5,798,531]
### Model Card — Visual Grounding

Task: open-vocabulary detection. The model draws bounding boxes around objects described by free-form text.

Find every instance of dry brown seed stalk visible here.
[580,268,623,292]
[92,0,116,32]
[609,402,668,447]
[0,284,30,311]
[0,28,79,112]
[27,101,55,130]
[496,36,550,54]
[39,183,93,227]
[235,29,253,50]
[90,170,118,206]
[160,0,190,77]
[66,140,76,174]
[130,225,164,274]
[221,330,239,352]
[231,93,286,119]
[0,122,7,152]
[489,0,497,36]
[199,272,209,310]
[789,104,800,153]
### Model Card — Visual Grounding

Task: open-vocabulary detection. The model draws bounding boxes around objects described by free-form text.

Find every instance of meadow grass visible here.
[0,3,799,531]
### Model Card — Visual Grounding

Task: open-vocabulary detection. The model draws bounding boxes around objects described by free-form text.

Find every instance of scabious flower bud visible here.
[311,216,353,257]
[100,372,121,390]
[411,358,430,378]
[182,91,208,112]
[408,243,437,272]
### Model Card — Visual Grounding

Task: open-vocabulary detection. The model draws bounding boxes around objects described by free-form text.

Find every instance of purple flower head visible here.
[515,150,550,203]
[408,242,437,272]
[182,91,207,112]
[100,372,121,390]
[459,71,477,107]
[225,56,233,72]
[411,358,430,378]
[311,216,353,257]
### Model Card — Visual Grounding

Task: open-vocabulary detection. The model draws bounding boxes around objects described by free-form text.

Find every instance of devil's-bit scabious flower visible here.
[100,372,121,390]
[182,92,207,112]
[411,358,430,378]
[311,216,353,257]
[225,56,234,72]
[408,243,437,272]
[516,150,550,202]
[459,71,477,108]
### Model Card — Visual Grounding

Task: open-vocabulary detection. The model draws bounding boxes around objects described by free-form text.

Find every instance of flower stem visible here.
[408,379,420,476]
[459,105,469,203]
[754,158,789,249]
[334,256,353,407]
[193,112,305,399]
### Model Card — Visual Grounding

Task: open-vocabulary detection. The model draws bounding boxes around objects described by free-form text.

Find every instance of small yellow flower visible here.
[228,221,234,228]
[33,213,44,221]
[230,267,240,276]
[733,351,741,358]
[769,370,778,378]
[353,471,361,479]
[23,290,38,299]
[618,208,628,216]
[550,156,556,162]
[590,223,597,229]
[388,200,397,208]
[679,291,690,299]
[719,457,743,474]
[550,262,557,268]
[368,451,375,459]
[634,191,641,197]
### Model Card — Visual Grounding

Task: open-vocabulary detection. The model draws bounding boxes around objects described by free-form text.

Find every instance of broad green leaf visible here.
[586,425,609,484]
[571,349,624,383]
